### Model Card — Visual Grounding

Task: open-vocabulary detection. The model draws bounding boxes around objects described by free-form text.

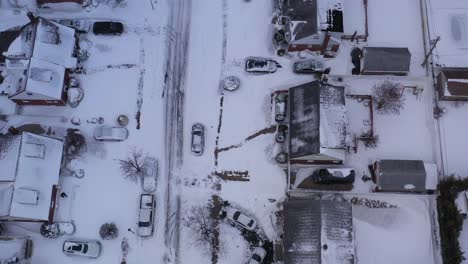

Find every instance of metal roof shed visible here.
[362,47,411,76]
[283,199,354,264]
[437,67,468,101]
[374,160,427,193]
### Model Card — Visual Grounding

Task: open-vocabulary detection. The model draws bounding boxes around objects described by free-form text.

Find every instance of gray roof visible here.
[376,160,426,192]
[284,0,318,41]
[289,81,346,159]
[362,47,411,74]
[283,199,354,264]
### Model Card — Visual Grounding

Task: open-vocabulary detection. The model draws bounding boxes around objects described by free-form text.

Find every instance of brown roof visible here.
[441,68,468,96]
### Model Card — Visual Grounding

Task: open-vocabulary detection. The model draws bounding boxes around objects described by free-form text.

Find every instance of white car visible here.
[245,57,280,73]
[142,157,158,192]
[225,207,257,231]
[94,126,128,141]
[191,123,205,155]
[58,19,91,33]
[62,240,101,258]
[137,194,155,237]
[248,247,267,264]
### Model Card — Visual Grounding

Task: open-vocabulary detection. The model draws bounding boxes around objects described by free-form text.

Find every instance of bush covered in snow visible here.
[40,223,60,238]
[437,177,468,264]
[99,222,119,240]
[372,80,406,115]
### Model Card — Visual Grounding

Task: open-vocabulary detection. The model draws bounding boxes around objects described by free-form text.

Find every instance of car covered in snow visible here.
[191,123,205,155]
[274,92,288,122]
[94,126,128,141]
[311,168,355,184]
[142,157,158,192]
[62,240,101,258]
[293,59,330,74]
[225,207,257,231]
[93,21,124,35]
[137,194,155,237]
[245,57,281,73]
[58,19,91,33]
[248,247,267,264]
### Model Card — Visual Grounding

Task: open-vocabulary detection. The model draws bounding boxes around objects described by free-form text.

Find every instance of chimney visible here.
[27,12,37,23]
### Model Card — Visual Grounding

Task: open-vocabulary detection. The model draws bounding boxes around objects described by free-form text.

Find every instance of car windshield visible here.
[139,222,150,227]
[82,244,88,253]
[248,220,254,227]
[252,254,261,262]
[233,211,241,220]
[70,244,83,252]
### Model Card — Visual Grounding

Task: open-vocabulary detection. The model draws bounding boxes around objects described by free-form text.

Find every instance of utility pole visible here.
[421,36,441,67]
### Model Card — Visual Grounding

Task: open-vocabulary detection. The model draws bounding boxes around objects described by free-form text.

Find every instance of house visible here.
[0,15,77,105]
[283,198,354,264]
[272,0,344,56]
[437,67,468,101]
[361,47,411,76]
[289,81,347,164]
[0,132,64,222]
[372,159,438,193]
[0,236,33,264]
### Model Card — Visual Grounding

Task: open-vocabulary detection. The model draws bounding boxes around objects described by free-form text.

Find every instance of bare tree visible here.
[118,148,146,181]
[184,205,220,255]
[372,80,406,115]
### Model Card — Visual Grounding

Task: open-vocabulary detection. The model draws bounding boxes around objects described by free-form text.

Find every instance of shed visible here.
[373,159,437,193]
[0,132,63,222]
[289,81,347,164]
[283,198,354,264]
[362,47,411,76]
[437,67,468,101]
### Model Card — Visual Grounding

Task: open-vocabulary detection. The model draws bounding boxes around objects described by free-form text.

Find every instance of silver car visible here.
[248,247,267,264]
[142,157,158,192]
[94,126,128,141]
[62,240,101,258]
[191,123,205,155]
[293,59,330,74]
[137,194,155,237]
[225,207,257,231]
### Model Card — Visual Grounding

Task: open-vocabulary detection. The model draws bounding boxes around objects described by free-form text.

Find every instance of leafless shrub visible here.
[99,222,119,240]
[184,205,220,255]
[372,80,405,115]
[118,148,146,181]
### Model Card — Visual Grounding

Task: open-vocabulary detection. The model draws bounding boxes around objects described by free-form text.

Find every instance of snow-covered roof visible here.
[283,198,354,264]
[289,81,347,160]
[10,58,66,100]
[362,47,411,75]
[33,18,77,68]
[0,134,22,181]
[439,67,468,98]
[0,236,30,262]
[0,132,63,221]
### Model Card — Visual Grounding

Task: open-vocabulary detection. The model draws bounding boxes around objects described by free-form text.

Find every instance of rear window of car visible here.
[139,222,150,227]
[233,211,241,220]
[248,220,254,227]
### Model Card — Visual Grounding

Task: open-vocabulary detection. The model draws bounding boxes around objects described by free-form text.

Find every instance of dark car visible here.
[93,22,124,35]
[311,168,355,184]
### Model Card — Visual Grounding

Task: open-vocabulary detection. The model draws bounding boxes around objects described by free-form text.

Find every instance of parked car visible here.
[245,57,281,73]
[62,240,101,258]
[191,123,205,155]
[94,126,128,141]
[225,207,257,231]
[274,92,287,122]
[311,168,355,184]
[248,247,267,264]
[293,59,330,74]
[93,21,124,35]
[142,157,158,192]
[137,194,155,237]
[58,19,91,33]
[276,125,288,143]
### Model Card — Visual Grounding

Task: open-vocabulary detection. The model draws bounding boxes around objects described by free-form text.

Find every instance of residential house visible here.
[361,47,411,76]
[0,15,78,105]
[0,132,64,222]
[283,198,354,264]
[372,159,438,193]
[289,80,348,164]
[272,0,344,56]
[437,67,468,101]
[0,236,33,264]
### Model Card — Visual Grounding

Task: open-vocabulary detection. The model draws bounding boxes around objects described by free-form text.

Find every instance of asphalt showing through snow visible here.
[163,0,191,263]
